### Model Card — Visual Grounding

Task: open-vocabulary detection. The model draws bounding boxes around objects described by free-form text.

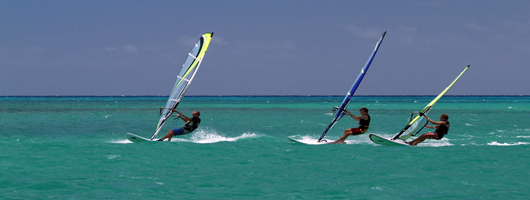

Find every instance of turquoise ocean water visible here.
[1,96,530,199]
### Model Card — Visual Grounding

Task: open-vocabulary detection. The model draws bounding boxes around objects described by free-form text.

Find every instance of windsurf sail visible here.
[150,32,214,140]
[318,31,386,142]
[391,65,470,141]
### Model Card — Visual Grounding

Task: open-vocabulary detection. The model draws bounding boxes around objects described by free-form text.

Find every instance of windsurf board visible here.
[287,136,345,145]
[126,133,156,143]
[369,133,410,146]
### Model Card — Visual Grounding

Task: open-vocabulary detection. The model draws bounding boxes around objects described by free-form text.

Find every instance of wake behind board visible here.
[369,133,410,146]
[126,133,156,143]
[287,136,341,145]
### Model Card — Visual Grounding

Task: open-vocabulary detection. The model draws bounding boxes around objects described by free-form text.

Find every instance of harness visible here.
[183,117,201,132]
[435,121,450,139]
[358,114,370,131]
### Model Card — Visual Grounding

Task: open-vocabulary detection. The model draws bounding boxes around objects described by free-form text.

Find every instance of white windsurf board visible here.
[369,133,410,146]
[126,133,156,143]
[287,136,344,145]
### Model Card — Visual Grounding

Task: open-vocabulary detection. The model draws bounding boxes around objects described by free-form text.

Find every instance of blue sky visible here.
[1,0,529,96]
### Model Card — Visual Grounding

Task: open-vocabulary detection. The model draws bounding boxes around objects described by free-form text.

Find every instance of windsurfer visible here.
[407,114,450,146]
[157,110,201,141]
[331,107,370,144]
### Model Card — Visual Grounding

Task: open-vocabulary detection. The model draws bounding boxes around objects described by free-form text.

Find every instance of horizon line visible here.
[3,95,530,98]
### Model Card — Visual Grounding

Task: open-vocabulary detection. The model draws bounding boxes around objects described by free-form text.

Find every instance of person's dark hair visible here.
[360,107,368,113]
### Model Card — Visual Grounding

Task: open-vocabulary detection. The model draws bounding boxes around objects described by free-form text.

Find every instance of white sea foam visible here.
[112,130,260,144]
[189,129,260,144]
[420,138,453,147]
[107,155,121,159]
[109,139,132,144]
[487,141,530,146]
[287,134,371,145]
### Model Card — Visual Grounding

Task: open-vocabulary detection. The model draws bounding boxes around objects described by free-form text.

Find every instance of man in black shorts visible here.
[408,114,450,146]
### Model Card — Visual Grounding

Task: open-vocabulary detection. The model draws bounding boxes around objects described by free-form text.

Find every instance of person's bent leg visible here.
[157,130,174,141]
[410,133,428,146]
[167,128,186,141]
[332,128,359,144]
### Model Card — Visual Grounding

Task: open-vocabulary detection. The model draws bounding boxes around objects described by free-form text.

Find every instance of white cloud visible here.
[103,45,139,54]
[341,25,382,39]
[465,22,490,32]
[122,44,139,54]
[235,39,295,50]
[397,26,418,33]
[104,46,117,51]
[178,35,200,47]
[211,35,229,46]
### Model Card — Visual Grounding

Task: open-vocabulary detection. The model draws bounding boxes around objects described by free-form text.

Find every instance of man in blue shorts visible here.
[157,110,201,141]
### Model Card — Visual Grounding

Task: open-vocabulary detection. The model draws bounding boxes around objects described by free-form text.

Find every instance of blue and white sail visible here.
[150,32,214,140]
[318,31,386,142]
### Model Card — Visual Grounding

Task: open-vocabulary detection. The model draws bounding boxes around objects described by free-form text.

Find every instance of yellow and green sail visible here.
[151,32,214,139]
[392,65,470,141]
